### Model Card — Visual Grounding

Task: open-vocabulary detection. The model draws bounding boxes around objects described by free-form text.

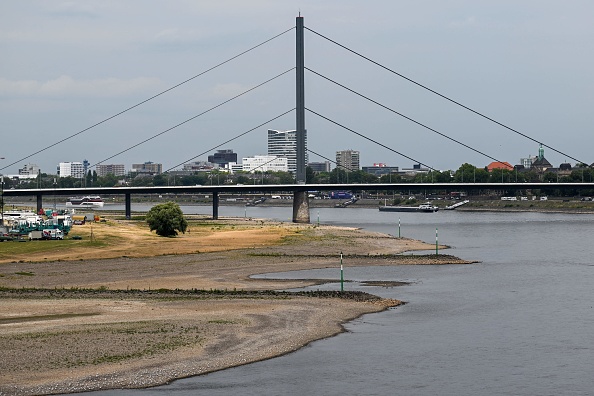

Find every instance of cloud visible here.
[0,75,163,97]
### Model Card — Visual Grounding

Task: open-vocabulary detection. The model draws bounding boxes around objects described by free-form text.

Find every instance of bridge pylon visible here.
[293,15,310,223]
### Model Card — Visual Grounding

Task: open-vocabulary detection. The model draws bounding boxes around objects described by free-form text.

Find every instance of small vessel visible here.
[379,203,439,213]
[65,196,105,208]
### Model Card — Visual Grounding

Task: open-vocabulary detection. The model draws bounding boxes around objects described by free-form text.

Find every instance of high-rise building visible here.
[336,150,360,172]
[207,149,237,167]
[58,162,85,178]
[267,129,307,174]
[96,164,126,177]
[131,162,162,175]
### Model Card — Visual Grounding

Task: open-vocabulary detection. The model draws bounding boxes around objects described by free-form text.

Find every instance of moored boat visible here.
[65,196,105,208]
[379,203,439,213]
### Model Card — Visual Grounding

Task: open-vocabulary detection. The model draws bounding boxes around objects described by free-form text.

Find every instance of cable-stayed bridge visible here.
[5,182,594,222]
[2,16,592,223]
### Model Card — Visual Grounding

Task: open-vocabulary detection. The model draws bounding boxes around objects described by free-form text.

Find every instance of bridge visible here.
[1,16,591,224]
[4,182,594,222]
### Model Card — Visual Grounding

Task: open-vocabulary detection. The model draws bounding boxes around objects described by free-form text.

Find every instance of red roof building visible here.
[486,161,513,172]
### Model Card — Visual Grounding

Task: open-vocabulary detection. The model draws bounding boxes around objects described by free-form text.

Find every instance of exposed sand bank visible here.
[0,218,474,395]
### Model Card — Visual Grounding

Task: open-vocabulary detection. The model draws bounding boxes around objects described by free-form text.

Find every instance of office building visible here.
[96,164,125,177]
[362,163,399,176]
[131,162,162,175]
[207,149,237,167]
[19,163,41,176]
[336,150,360,172]
[520,156,534,169]
[267,129,307,174]
[242,155,288,173]
[182,161,213,172]
[58,162,85,178]
[308,161,331,173]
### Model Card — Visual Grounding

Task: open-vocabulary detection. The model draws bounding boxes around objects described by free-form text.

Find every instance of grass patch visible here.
[15,271,35,276]
[0,238,108,261]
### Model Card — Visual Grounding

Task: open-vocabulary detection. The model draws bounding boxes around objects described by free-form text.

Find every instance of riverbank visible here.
[6,195,594,214]
[0,218,473,395]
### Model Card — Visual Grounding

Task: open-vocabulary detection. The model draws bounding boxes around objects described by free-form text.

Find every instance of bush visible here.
[146,202,188,237]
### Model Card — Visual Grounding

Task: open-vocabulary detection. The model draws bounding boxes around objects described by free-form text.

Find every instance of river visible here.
[80,206,594,395]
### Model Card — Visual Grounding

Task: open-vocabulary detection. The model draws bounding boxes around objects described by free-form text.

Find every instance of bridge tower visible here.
[293,14,310,223]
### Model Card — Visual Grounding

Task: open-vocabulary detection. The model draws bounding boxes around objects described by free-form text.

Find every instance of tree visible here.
[427,170,452,183]
[86,170,92,186]
[146,201,188,237]
[276,171,295,184]
[305,166,317,183]
[97,173,118,187]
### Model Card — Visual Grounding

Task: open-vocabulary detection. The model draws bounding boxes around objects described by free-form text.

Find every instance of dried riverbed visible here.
[0,218,474,395]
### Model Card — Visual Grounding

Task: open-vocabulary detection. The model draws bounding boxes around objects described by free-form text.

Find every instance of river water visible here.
[82,206,594,396]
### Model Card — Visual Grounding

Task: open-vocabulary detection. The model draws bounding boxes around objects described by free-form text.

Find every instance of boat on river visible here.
[379,203,439,213]
[65,196,104,208]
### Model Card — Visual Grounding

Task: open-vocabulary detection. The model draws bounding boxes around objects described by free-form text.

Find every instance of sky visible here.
[1,1,593,175]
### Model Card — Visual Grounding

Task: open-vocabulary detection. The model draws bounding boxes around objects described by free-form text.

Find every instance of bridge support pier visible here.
[125,193,131,220]
[36,194,43,214]
[292,190,310,223]
[212,192,219,220]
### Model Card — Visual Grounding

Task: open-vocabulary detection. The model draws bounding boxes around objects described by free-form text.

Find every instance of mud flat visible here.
[0,219,474,395]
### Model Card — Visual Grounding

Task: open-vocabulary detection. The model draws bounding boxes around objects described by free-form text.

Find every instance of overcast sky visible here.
[2,1,593,175]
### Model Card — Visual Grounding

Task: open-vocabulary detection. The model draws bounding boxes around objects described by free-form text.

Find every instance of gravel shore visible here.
[0,220,474,395]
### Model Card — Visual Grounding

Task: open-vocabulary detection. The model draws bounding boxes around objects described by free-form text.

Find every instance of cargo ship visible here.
[378,203,439,213]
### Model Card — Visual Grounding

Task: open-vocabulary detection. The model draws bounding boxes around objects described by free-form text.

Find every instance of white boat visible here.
[65,196,105,208]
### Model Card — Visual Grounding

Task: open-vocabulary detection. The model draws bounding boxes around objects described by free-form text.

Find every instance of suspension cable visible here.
[305,107,436,171]
[1,27,295,171]
[91,68,295,168]
[305,26,588,165]
[164,108,295,172]
[307,148,352,172]
[306,67,512,169]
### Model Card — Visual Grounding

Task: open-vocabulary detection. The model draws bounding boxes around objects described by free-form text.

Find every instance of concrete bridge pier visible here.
[125,193,131,220]
[292,190,310,223]
[212,192,219,220]
[36,194,43,214]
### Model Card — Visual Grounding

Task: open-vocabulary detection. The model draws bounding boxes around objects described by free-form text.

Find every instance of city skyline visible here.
[3,141,574,180]
[2,2,593,174]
